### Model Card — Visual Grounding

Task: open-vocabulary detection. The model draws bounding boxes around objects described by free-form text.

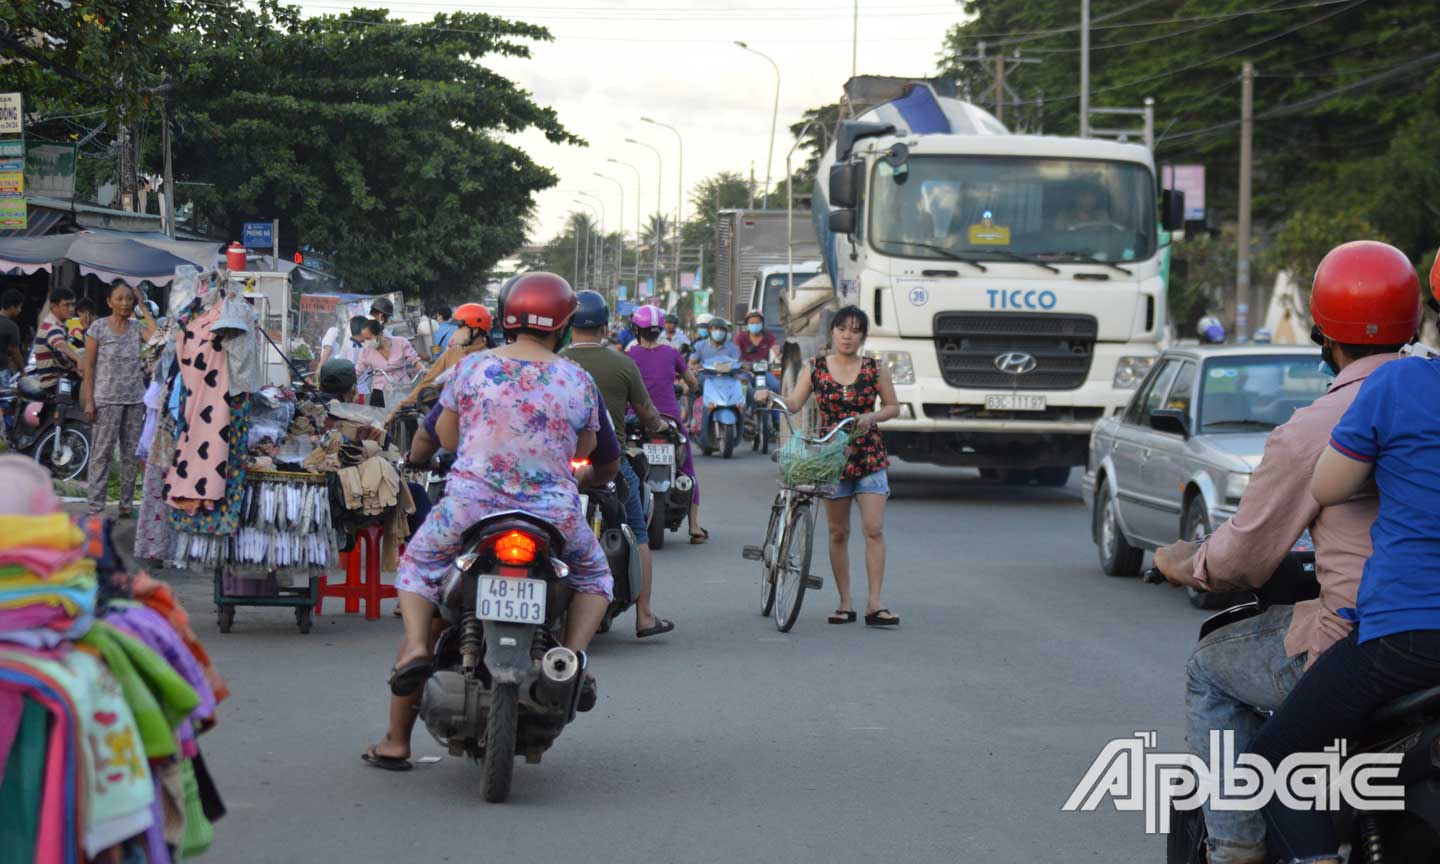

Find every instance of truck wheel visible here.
[1097,486,1143,578]
[979,468,1001,481]
[1035,466,1072,487]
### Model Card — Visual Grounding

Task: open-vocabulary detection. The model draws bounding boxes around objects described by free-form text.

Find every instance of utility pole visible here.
[1237,61,1254,342]
[994,55,1006,125]
[851,0,858,79]
[161,73,175,238]
[119,124,138,211]
[953,43,1040,129]
[1080,0,1091,137]
[572,216,581,287]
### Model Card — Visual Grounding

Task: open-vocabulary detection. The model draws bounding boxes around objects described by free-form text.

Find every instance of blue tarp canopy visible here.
[0,232,222,286]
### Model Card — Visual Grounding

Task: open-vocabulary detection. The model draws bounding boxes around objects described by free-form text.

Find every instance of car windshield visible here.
[868,155,1157,264]
[1198,355,1328,434]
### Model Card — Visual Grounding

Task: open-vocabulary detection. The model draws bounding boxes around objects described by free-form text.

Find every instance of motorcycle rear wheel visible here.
[648,493,667,550]
[34,427,90,482]
[774,501,814,632]
[480,682,519,803]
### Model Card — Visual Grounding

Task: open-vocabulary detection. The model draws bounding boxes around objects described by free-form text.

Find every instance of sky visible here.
[287,1,981,243]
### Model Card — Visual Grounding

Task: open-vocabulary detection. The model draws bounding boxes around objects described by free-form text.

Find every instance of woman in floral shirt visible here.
[366,273,611,771]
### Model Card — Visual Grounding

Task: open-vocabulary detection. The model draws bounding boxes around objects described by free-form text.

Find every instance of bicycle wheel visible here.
[773,500,814,632]
[759,495,784,616]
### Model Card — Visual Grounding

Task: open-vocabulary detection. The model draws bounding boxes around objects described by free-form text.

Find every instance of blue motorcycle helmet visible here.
[572,290,610,330]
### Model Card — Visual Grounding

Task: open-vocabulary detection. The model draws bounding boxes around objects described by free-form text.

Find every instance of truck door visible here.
[1111,358,1180,545]
[1137,360,1197,544]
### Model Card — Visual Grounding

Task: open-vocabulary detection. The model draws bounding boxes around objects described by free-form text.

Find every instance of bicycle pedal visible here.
[804,575,823,590]
[741,545,763,561]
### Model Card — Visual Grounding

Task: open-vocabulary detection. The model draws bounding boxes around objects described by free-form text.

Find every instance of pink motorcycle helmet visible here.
[630,304,664,330]
[22,401,43,429]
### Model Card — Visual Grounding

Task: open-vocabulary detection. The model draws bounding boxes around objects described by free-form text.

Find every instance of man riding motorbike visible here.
[364,273,614,771]
[563,290,676,639]
[735,311,781,440]
[689,316,741,453]
[659,312,690,351]
[1152,240,1420,864]
[387,302,492,417]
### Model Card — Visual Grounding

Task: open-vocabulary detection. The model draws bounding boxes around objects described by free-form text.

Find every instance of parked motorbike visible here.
[624,415,693,550]
[700,359,745,459]
[1,373,91,482]
[1145,553,1440,863]
[742,360,777,455]
[417,512,589,803]
[572,459,642,635]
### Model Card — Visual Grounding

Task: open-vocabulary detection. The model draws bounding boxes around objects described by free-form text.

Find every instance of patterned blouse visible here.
[811,355,889,480]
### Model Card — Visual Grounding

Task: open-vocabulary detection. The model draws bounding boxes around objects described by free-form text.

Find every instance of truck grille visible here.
[933,313,1097,391]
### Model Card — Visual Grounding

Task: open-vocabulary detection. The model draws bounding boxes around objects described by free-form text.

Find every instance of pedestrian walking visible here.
[81,283,158,517]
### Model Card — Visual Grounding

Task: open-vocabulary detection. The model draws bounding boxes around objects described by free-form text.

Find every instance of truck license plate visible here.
[477,576,547,624]
[985,394,1047,412]
[643,443,674,465]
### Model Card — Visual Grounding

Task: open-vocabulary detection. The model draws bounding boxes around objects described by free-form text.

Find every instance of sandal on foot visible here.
[388,659,433,696]
[636,618,675,639]
[361,746,412,772]
[689,528,709,545]
[864,609,900,627]
[828,609,857,624]
[578,673,598,712]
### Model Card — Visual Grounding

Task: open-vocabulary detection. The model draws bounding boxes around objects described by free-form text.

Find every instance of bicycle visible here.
[742,396,855,632]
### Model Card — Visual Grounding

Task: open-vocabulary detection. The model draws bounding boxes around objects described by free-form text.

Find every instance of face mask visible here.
[1319,342,1339,378]
[696,328,709,339]
[712,330,727,343]
[364,339,380,351]
[452,328,472,347]
[747,322,763,335]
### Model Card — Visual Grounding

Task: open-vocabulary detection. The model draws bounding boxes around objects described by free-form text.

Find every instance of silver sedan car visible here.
[1082,344,1325,600]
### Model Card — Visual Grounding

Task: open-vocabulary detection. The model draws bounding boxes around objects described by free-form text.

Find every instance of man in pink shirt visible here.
[1152,245,1419,864]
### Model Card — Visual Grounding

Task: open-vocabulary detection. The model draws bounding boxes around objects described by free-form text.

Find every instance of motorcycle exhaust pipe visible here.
[674,474,694,492]
[533,646,580,708]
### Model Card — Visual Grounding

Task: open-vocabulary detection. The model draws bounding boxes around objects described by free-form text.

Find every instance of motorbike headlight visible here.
[1225,472,1250,503]
[1113,355,1156,389]
[870,351,915,386]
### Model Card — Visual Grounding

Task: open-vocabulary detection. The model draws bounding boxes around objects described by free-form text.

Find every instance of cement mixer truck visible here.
[757,76,1184,485]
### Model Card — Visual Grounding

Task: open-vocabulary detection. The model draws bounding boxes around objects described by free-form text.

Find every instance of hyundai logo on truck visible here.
[994,352,1038,375]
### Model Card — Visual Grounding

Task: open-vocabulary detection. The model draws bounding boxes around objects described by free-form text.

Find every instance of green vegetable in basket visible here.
[778,431,850,484]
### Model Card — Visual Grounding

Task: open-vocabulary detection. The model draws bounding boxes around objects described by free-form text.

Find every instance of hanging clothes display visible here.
[167,394,250,545]
[166,302,232,506]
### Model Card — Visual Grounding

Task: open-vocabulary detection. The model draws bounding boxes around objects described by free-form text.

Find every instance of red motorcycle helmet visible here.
[1429,247,1440,308]
[1310,240,1420,344]
[452,302,492,332]
[500,272,577,333]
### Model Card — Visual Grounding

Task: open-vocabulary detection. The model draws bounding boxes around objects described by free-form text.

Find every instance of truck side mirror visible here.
[828,209,856,235]
[1149,408,1190,438]
[828,162,859,209]
[1161,189,1186,231]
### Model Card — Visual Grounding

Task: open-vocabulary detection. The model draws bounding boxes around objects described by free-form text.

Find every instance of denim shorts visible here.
[825,469,890,500]
[619,458,650,544]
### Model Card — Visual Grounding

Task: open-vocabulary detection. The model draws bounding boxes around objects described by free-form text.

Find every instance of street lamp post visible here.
[577,191,606,292]
[607,157,644,292]
[594,172,626,307]
[785,120,820,306]
[624,137,663,298]
[735,41,780,210]
[570,200,596,290]
[641,117,684,300]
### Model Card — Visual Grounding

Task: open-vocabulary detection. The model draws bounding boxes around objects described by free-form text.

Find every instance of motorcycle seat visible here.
[1372,684,1440,726]
[462,510,567,556]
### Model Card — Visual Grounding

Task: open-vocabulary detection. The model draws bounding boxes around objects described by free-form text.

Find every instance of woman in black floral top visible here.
[759,306,901,626]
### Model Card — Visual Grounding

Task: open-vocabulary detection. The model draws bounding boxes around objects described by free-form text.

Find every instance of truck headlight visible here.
[871,351,914,385]
[1113,355,1156,389]
[1225,472,1250,502]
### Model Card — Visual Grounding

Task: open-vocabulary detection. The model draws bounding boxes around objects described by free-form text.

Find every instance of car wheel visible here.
[1182,501,1242,610]
[1097,485,1143,578]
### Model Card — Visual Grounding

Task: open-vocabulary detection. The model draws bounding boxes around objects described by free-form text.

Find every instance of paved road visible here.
[162,451,1210,863]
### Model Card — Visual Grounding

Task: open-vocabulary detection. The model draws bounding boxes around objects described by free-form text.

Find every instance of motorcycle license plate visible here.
[643,443,674,465]
[753,361,769,373]
[477,576,547,624]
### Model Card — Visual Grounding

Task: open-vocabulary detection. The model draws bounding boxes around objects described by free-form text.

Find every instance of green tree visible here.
[169,5,581,301]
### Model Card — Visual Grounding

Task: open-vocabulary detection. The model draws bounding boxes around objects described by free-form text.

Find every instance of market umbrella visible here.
[0,232,202,286]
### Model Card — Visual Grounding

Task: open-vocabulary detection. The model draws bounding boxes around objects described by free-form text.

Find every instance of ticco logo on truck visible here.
[987,288,1059,310]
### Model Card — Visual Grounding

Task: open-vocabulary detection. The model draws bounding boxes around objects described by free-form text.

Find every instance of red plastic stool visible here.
[315,524,396,620]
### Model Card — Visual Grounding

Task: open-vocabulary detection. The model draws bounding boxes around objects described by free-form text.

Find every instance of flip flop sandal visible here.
[828,610,857,624]
[689,528,709,545]
[864,609,900,627]
[388,659,434,696]
[361,746,413,772]
[636,618,675,639]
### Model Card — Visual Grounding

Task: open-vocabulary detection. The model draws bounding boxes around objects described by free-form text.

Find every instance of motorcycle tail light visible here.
[570,459,590,471]
[493,530,539,567]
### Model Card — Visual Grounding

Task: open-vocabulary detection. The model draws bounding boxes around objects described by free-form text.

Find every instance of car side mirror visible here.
[828,161,861,209]
[1161,189,1186,231]
[1149,408,1190,438]
[828,209,856,235]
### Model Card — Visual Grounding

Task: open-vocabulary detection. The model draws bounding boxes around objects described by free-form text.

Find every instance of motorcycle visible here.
[417,511,590,803]
[742,360,777,455]
[700,359,745,459]
[572,459,642,635]
[1,373,91,482]
[1145,552,1440,863]
[625,415,693,550]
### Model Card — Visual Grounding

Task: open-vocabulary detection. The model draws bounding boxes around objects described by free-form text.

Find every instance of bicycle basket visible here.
[777,429,850,488]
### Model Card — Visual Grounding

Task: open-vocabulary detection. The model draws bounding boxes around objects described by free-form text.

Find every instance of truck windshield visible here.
[868,156,1157,264]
